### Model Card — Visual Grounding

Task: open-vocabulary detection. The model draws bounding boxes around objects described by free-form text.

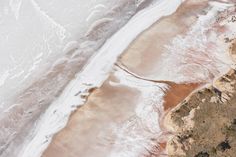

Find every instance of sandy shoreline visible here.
[165,68,236,157]
[42,0,236,157]
[43,1,211,156]
[19,1,183,157]
[0,0,230,157]
[43,68,200,157]
[1,0,235,157]
[165,28,236,157]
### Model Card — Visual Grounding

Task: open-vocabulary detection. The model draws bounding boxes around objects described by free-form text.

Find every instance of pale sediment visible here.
[21,1,184,157]
[43,65,199,157]
[0,1,159,156]
[43,0,218,156]
[34,0,236,157]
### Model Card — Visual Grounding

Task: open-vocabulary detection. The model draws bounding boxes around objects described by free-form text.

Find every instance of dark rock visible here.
[213,87,222,97]
[233,119,236,125]
[216,141,231,152]
[195,152,209,157]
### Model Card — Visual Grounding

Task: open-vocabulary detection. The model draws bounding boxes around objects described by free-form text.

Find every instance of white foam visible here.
[19,0,183,157]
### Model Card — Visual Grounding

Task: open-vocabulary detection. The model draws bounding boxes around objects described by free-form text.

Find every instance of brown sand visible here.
[43,76,200,157]
[43,74,142,157]
[43,1,210,156]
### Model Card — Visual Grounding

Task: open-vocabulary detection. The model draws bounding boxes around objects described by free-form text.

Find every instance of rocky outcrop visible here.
[166,38,236,157]
[166,68,236,157]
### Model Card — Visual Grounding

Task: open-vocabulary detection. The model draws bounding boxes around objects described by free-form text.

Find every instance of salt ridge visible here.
[19,0,183,157]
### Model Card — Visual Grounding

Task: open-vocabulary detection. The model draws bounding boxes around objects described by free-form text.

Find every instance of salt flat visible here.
[1,0,236,157]
[43,0,236,156]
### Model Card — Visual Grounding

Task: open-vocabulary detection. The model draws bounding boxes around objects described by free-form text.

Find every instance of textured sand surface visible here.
[165,24,236,157]
[166,68,236,157]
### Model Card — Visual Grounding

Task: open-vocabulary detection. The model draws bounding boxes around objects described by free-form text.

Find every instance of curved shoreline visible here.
[165,67,236,157]
[19,1,183,157]
[0,0,158,156]
[1,0,235,157]
[43,1,236,157]
[164,4,236,157]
